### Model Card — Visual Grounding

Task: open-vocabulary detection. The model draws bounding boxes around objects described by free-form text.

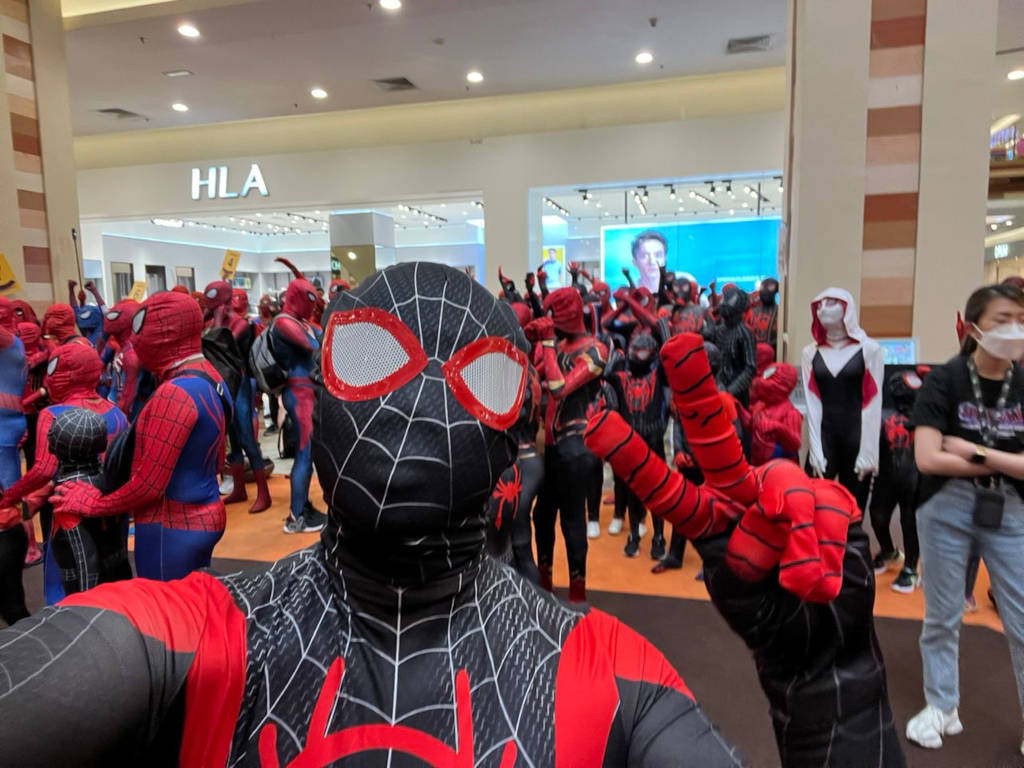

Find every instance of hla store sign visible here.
[191,163,269,200]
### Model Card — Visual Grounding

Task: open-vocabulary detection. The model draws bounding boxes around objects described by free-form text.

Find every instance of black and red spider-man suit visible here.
[0,263,743,768]
[526,287,608,602]
[743,278,779,352]
[667,280,711,337]
[585,333,905,768]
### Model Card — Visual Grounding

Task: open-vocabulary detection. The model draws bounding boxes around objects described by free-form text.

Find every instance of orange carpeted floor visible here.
[214,473,1004,633]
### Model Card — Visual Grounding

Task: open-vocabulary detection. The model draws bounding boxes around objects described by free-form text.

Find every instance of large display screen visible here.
[600,217,781,293]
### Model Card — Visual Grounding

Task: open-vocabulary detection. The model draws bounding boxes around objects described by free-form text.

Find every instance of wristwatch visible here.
[970,445,988,465]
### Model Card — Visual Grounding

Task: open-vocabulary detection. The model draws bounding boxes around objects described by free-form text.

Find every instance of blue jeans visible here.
[918,478,1024,713]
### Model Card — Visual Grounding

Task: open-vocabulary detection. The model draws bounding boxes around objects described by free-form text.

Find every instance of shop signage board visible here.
[128,281,147,302]
[191,163,269,200]
[0,252,20,294]
[221,250,241,280]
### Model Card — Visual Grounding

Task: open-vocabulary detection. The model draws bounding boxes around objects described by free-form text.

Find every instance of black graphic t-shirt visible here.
[911,354,1024,503]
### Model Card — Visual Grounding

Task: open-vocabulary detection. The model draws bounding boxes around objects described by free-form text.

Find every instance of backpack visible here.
[103,368,233,493]
[201,327,243,400]
[249,317,288,395]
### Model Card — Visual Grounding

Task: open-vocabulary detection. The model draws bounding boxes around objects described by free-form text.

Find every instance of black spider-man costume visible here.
[585,333,904,768]
[526,287,608,602]
[705,287,757,408]
[0,263,743,768]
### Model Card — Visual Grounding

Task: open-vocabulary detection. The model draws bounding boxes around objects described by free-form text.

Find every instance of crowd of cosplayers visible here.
[0,257,345,619]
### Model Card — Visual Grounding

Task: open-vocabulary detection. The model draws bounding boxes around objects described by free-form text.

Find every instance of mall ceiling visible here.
[64,0,787,135]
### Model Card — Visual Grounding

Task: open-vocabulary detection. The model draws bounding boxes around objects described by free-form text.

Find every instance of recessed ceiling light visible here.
[163,69,193,78]
[466,70,484,84]
[347,251,357,260]
[990,223,999,230]
[310,87,328,99]
[635,51,654,65]
[380,0,401,9]
[177,23,200,38]
[1009,70,1024,81]
[171,102,189,112]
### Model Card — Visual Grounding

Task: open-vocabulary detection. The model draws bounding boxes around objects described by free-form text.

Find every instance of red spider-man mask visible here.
[16,322,40,349]
[591,281,611,313]
[750,362,797,406]
[314,262,531,585]
[509,302,532,329]
[102,300,140,344]
[11,299,37,326]
[231,289,249,316]
[283,278,319,321]
[130,292,203,377]
[202,280,232,311]
[44,343,103,402]
[542,287,585,336]
[42,304,75,340]
[328,279,351,300]
[0,297,13,333]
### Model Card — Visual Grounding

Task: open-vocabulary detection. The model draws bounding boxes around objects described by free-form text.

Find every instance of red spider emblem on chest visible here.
[624,372,656,414]
[883,414,911,450]
[490,466,522,530]
[258,657,518,768]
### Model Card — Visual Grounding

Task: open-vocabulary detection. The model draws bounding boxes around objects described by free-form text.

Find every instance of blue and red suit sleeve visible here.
[0,572,246,767]
[554,609,743,766]
[274,315,313,353]
[0,408,56,506]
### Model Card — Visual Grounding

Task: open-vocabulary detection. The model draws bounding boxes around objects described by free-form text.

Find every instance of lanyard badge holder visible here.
[967,358,1014,530]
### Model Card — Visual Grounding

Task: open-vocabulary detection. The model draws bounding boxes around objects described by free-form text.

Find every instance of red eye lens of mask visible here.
[442,336,528,431]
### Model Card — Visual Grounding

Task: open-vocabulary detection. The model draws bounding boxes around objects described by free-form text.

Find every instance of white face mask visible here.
[816,301,845,328]
[973,322,1024,361]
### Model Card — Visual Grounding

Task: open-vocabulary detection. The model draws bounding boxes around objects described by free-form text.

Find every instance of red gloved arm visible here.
[768,407,803,454]
[661,333,758,505]
[274,315,313,353]
[53,384,198,518]
[0,410,56,507]
[619,291,660,331]
[584,410,742,539]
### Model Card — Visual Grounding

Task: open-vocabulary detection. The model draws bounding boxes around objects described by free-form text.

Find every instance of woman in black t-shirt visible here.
[907,284,1024,757]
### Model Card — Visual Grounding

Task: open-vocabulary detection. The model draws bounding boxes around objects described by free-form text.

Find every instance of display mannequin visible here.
[801,288,884,508]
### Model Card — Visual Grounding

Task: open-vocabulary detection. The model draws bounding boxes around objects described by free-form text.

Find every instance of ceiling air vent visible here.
[726,34,772,54]
[96,107,148,120]
[372,77,418,92]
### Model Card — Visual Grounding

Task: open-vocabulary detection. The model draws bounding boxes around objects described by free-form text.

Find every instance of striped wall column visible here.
[859,0,926,337]
[0,0,79,311]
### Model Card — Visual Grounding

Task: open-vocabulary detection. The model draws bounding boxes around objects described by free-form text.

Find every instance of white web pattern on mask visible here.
[221,551,582,768]
[48,408,108,467]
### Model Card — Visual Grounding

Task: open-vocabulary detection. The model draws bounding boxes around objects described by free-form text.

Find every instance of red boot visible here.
[248,467,272,514]
[568,577,586,604]
[538,565,553,593]
[223,463,248,504]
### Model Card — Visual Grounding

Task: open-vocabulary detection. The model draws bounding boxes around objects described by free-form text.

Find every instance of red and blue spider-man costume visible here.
[0,297,28,625]
[0,342,128,604]
[102,299,154,420]
[53,291,230,581]
[0,263,747,767]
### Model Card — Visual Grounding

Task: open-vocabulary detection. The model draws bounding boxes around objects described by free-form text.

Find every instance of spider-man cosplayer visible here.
[11,299,37,326]
[744,277,779,351]
[51,291,230,581]
[41,302,81,348]
[706,286,757,407]
[68,279,106,353]
[102,299,154,420]
[527,286,608,602]
[667,278,710,337]
[204,281,272,515]
[869,369,926,590]
[0,342,128,604]
[585,332,905,768]
[742,361,802,467]
[607,332,668,560]
[0,297,28,625]
[0,263,744,767]
[270,272,325,532]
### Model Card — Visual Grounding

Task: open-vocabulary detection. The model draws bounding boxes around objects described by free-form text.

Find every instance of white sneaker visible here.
[608,518,623,536]
[219,477,234,495]
[638,523,647,539]
[906,704,963,749]
[587,521,600,539]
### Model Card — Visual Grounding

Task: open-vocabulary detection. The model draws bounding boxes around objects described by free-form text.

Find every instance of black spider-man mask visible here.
[627,333,658,377]
[886,370,923,415]
[718,287,749,327]
[313,262,530,586]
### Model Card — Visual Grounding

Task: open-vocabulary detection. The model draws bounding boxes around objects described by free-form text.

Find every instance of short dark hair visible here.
[631,231,667,260]
[960,283,1024,354]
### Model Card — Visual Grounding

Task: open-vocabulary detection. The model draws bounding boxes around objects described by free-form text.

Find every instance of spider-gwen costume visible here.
[0,297,28,625]
[0,343,128,603]
[53,291,230,581]
[270,276,324,532]
[527,287,608,602]
[205,281,272,515]
[0,262,743,768]
[585,333,904,768]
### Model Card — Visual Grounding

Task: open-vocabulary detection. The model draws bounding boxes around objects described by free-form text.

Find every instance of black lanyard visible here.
[966,357,1015,448]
